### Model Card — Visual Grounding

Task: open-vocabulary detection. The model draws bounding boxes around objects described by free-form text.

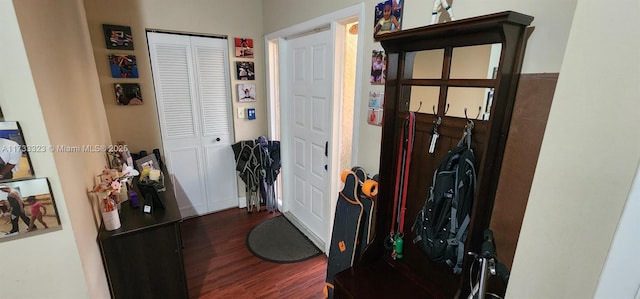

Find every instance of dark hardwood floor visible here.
[181,208,328,299]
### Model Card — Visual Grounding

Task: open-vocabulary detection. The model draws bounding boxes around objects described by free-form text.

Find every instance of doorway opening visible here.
[264,4,364,252]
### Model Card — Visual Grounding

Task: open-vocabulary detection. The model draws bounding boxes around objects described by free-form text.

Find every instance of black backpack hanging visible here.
[412,122,477,274]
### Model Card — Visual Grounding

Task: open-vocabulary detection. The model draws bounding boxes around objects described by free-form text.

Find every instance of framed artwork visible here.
[368,91,384,126]
[236,61,255,80]
[235,37,254,58]
[135,154,159,172]
[114,83,143,105]
[370,50,387,84]
[367,108,384,126]
[102,24,134,50]
[107,145,133,172]
[374,0,403,38]
[369,91,384,109]
[0,178,62,242]
[0,121,35,181]
[109,54,139,78]
[237,83,256,102]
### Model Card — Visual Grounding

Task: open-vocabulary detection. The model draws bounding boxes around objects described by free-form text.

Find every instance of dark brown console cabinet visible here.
[98,178,188,299]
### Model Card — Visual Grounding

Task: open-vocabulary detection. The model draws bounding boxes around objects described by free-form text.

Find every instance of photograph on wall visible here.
[102,24,134,50]
[368,91,385,126]
[0,122,34,181]
[367,108,383,126]
[114,83,143,105]
[0,178,62,242]
[369,91,384,109]
[370,50,387,84]
[109,54,139,78]
[237,83,256,102]
[236,61,255,80]
[374,0,403,38]
[235,37,254,58]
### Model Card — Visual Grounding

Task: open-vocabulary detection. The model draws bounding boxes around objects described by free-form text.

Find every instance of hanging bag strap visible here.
[388,112,416,256]
[457,120,473,149]
[398,112,415,234]
[446,120,476,273]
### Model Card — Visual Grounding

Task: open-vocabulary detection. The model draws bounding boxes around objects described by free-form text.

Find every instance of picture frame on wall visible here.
[102,24,134,50]
[234,37,254,58]
[236,61,255,80]
[368,91,384,126]
[370,50,387,84]
[0,121,35,181]
[0,177,62,243]
[369,91,384,109]
[114,83,143,105]
[367,108,384,126]
[237,83,256,102]
[108,54,139,78]
[374,0,403,38]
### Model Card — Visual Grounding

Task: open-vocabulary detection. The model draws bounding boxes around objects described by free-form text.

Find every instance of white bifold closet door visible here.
[147,32,237,218]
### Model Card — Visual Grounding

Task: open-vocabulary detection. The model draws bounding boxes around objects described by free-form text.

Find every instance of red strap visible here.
[390,112,415,235]
[398,113,414,233]
[390,120,405,235]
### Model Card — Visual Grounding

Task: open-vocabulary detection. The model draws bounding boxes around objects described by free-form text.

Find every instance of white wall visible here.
[595,162,640,298]
[508,0,640,297]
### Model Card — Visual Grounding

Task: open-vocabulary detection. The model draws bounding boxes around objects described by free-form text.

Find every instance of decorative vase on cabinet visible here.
[101,195,121,231]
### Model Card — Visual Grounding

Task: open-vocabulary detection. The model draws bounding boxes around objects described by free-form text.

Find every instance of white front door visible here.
[148,32,237,218]
[284,29,334,246]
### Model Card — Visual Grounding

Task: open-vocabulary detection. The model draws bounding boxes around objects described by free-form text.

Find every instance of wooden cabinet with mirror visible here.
[334,11,533,298]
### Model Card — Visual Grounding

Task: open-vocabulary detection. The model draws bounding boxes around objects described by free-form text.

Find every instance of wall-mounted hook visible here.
[463,106,482,121]
[417,101,423,112]
[429,105,442,154]
[463,106,481,133]
[443,103,450,117]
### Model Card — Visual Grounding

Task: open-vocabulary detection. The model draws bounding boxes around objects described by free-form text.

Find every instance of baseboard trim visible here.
[238,196,247,208]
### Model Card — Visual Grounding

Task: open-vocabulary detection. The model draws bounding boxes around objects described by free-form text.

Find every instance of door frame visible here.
[264,3,365,253]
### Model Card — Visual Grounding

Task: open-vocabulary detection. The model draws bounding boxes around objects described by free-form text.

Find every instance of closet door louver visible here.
[150,36,199,139]
[147,32,237,217]
[192,44,231,140]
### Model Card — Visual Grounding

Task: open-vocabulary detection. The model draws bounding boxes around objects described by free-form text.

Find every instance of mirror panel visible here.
[445,87,494,120]
[406,86,440,113]
[406,49,444,79]
[450,44,501,79]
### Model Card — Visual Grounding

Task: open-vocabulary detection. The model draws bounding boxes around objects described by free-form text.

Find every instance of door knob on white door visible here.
[216,137,221,142]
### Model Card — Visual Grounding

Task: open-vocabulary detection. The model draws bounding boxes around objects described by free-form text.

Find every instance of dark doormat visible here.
[246,215,322,263]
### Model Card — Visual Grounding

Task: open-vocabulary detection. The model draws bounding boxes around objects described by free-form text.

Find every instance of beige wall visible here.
[263,0,576,80]
[263,0,577,173]
[1,0,112,298]
[84,0,267,154]
[261,0,639,298]
[7,0,632,298]
[508,0,640,297]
